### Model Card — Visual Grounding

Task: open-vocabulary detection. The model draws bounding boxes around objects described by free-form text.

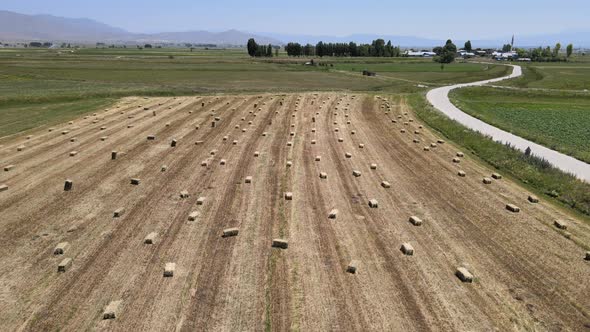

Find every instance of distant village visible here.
[404,49,529,61]
[0,37,584,63]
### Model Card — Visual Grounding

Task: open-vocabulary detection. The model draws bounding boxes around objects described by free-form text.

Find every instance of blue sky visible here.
[2,0,589,39]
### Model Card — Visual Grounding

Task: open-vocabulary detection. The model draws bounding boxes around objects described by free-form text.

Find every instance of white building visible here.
[492,51,518,60]
[404,50,436,57]
[458,50,475,57]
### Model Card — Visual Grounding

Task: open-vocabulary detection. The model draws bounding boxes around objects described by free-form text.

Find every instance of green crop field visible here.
[450,87,590,163]
[499,55,590,90]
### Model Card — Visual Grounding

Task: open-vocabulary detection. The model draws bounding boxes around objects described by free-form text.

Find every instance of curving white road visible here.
[426,64,590,182]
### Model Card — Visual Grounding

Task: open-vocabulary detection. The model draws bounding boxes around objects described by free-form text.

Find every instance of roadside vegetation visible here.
[408,93,590,218]
[450,87,590,163]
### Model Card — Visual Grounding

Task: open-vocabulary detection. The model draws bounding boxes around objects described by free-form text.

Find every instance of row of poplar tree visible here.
[246,38,274,57]
[246,38,400,57]
[285,39,401,57]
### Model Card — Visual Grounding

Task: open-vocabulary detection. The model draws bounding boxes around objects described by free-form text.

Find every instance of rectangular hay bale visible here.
[188,211,199,221]
[272,239,289,249]
[328,209,339,219]
[222,228,239,237]
[113,208,125,218]
[346,260,359,274]
[506,204,520,213]
[54,242,70,255]
[103,300,122,320]
[456,267,474,283]
[57,257,72,272]
[409,216,423,226]
[64,179,73,191]
[368,199,379,208]
[144,232,157,244]
[554,220,568,230]
[164,263,176,277]
[400,243,414,256]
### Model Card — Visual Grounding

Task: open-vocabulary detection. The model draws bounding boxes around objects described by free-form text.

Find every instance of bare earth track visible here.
[0,93,589,331]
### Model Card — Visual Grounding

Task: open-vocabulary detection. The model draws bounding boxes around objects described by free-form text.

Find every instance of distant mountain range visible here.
[0,10,281,45]
[0,10,588,48]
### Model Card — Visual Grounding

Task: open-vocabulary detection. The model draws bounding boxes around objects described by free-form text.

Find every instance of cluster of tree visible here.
[283,39,400,57]
[284,42,304,56]
[247,38,274,57]
[514,43,573,62]
[28,42,52,48]
[433,39,457,63]
[95,43,128,49]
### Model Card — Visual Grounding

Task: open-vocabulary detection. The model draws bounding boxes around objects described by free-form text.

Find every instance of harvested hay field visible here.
[0,93,589,331]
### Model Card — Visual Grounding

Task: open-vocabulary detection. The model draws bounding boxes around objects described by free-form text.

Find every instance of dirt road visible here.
[426,64,590,182]
[0,93,588,331]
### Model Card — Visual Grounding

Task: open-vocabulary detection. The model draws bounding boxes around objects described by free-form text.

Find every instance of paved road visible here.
[426,64,590,182]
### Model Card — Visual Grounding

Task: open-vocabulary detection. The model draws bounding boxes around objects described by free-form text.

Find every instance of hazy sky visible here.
[2,0,589,39]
